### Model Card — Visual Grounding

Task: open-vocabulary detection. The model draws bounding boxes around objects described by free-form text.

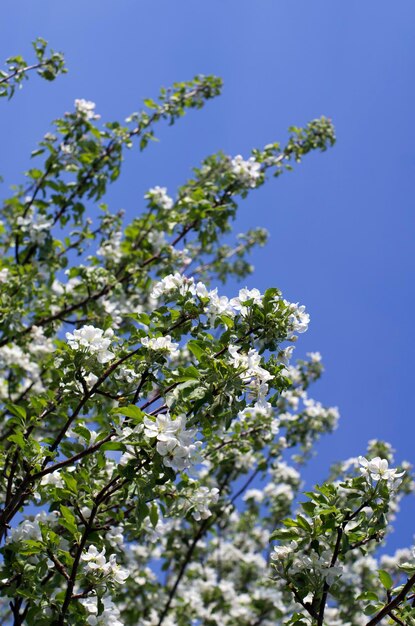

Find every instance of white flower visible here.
[7,511,59,544]
[280,346,295,366]
[82,596,124,626]
[230,155,261,188]
[143,413,200,472]
[230,287,262,317]
[141,335,179,358]
[144,413,182,440]
[358,456,405,484]
[228,345,272,391]
[290,549,343,585]
[271,541,298,561]
[66,325,115,363]
[81,545,107,571]
[243,489,264,504]
[188,486,219,520]
[105,526,124,548]
[285,301,310,335]
[97,231,123,262]
[40,470,64,489]
[74,99,100,120]
[28,326,55,356]
[81,545,129,584]
[0,268,9,283]
[145,186,174,210]
[17,210,53,245]
[204,288,235,322]
[114,366,139,383]
[60,142,74,155]
[151,273,196,300]
[106,554,129,584]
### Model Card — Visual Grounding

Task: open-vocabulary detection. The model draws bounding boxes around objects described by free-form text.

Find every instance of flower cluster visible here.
[66,325,115,364]
[359,455,405,487]
[97,231,123,262]
[81,544,129,584]
[143,413,201,471]
[290,548,343,586]
[141,335,179,358]
[82,597,123,626]
[145,186,174,210]
[230,287,262,317]
[229,344,273,407]
[0,267,9,283]
[74,98,100,120]
[0,343,44,397]
[285,300,310,335]
[151,275,266,320]
[16,209,53,245]
[271,540,298,561]
[7,510,60,544]
[186,485,220,520]
[230,155,262,188]
[151,272,205,300]
[40,470,64,489]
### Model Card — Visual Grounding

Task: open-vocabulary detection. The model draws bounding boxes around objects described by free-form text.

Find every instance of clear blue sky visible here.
[1,1,414,551]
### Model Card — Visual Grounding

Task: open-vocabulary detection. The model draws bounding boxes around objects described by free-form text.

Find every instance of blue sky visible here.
[1,1,414,551]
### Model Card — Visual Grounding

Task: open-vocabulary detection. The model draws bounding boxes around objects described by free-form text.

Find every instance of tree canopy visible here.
[0,39,413,626]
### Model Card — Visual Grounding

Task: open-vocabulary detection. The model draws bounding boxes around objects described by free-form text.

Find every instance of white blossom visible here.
[271,540,298,561]
[143,413,201,471]
[204,288,235,322]
[7,511,59,544]
[66,325,115,363]
[188,486,219,520]
[82,596,124,626]
[145,186,174,210]
[151,272,195,300]
[105,526,124,548]
[28,326,55,356]
[114,366,139,383]
[97,231,123,262]
[74,99,100,120]
[81,545,129,584]
[141,335,179,358]
[230,155,261,188]
[40,470,64,489]
[230,287,262,317]
[17,210,53,245]
[285,300,310,335]
[359,456,405,485]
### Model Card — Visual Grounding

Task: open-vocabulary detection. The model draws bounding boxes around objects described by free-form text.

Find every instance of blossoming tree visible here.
[0,39,413,626]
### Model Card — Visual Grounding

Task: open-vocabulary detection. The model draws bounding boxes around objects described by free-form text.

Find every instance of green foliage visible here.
[0,38,412,626]
[0,37,66,99]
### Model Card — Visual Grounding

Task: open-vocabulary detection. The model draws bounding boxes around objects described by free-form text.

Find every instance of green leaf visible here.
[187,340,206,360]
[8,432,26,448]
[5,403,27,420]
[378,569,394,590]
[174,365,200,381]
[149,504,159,528]
[296,515,312,532]
[62,473,77,494]
[357,591,379,602]
[115,406,144,421]
[101,441,126,452]
[59,505,78,535]
[363,604,380,616]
